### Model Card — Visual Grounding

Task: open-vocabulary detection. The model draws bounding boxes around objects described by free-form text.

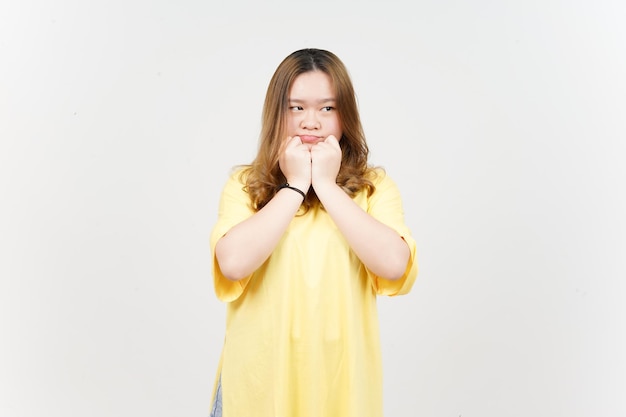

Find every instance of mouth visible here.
[299,135,322,144]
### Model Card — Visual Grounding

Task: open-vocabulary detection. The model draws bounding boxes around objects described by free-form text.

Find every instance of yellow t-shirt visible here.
[210,168,418,417]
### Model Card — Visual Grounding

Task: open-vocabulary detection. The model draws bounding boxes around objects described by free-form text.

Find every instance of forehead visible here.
[289,71,335,99]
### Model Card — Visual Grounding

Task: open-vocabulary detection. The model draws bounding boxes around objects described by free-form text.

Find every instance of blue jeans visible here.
[209,376,222,417]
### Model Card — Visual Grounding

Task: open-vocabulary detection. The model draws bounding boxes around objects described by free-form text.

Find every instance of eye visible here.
[321,106,334,112]
[290,106,304,111]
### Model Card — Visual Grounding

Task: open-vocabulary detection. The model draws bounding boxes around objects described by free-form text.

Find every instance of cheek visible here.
[286,116,299,135]
[332,117,342,135]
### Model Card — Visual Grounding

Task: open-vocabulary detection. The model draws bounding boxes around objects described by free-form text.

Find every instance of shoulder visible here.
[352,167,403,210]
[223,165,251,187]
[215,166,252,202]
[365,167,397,189]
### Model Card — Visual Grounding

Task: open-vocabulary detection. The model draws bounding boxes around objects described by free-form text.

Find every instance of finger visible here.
[323,135,341,150]
[281,136,301,153]
[286,136,300,148]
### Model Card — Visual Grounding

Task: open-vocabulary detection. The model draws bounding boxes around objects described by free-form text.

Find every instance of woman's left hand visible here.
[311,135,342,191]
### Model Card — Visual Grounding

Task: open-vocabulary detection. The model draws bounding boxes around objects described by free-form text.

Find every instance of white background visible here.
[1,1,625,416]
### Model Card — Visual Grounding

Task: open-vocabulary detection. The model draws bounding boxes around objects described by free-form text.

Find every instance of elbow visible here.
[215,242,252,281]
[383,262,408,281]
[369,257,408,281]
[380,245,411,281]
[216,254,251,281]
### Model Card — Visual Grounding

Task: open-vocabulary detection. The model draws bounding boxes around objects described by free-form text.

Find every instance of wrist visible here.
[278,183,307,200]
[312,180,340,197]
[284,179,310,194]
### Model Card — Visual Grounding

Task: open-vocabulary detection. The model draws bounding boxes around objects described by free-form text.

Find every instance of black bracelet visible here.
[278,183,306,200]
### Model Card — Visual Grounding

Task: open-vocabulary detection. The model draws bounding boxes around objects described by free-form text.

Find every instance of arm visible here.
[215,136,312,281]
[315,184,411,280]
[215,188,303,281]
[311,137,410,280]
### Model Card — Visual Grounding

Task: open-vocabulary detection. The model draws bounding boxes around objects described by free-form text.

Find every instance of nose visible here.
[300,110,320,130]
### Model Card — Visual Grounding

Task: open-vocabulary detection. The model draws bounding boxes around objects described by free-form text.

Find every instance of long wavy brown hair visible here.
[240,48,377,213]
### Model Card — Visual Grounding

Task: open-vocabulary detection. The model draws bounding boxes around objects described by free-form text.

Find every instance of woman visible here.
[209,48,418,417]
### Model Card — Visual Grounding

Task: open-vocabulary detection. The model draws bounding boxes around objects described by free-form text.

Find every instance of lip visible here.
[299,135,322,143]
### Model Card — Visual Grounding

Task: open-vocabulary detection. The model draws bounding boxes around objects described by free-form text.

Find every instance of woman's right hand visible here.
[278,136,312,193]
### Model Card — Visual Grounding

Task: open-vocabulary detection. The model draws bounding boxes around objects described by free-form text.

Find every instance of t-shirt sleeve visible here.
[210,169,255,302]
[366,171,418,296]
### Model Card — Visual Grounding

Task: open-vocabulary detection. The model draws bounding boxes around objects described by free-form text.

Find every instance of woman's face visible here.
[286,70,342,150]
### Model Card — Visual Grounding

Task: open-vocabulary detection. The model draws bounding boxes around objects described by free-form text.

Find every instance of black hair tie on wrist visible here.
[278,183,306,200]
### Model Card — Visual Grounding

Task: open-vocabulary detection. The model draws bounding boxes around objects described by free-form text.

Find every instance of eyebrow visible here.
[288,98,336,104]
